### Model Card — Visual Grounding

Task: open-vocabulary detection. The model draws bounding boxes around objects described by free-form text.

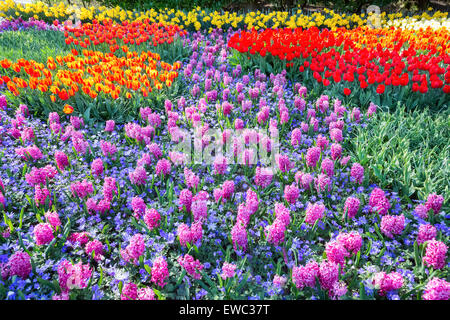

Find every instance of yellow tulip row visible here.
[0,0,448,31]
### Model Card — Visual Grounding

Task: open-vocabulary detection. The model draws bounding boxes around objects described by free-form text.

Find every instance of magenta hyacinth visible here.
[6,251,32,279]
[151,256,169,288]
[373,271,403,294]
[55,151,69,171]
[325,240,350,266]
[121,234,145,264]
[284,183,300,204]
[85,239,104,261]
[34,223,54,245]
[350,162,364,184]
[177,254,203,280]
[343,196,360,219]
[414,204,429,219]
[369,187,391,215]
[265,218,286,246]
[121,283,138,300]
[321,157,334,176]
[91,158,104,176]
[129,166,147,185]
[144,208,161,230]
[380,214,405,239]
[318,261,339,291]
[330,143,342,160]
[231,223,248,251]
[417,224,437,245]
[305,202,326,225]
[423,277,450,300]
[221,262,237,280]
[305,146,321,168]
[336,231,363,255]
[423,240,448,270]
[292,260,319,290]
[425,193,444,214]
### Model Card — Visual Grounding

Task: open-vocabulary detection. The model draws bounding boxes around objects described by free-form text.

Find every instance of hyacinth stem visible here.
[282,247,289,266]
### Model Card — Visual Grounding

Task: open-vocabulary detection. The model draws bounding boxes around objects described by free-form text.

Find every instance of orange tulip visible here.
[1,59,12,69]
[63,104,74,114]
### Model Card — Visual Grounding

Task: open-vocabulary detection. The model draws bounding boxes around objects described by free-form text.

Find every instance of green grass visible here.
[0,29,70,64]
[345,106,450,210]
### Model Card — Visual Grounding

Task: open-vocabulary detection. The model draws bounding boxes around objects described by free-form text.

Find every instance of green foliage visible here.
[0,30,70,64]
[345,106,449,210]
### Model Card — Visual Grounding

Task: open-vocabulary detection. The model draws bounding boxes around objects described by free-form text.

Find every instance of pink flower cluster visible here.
[321,157,334,176]
[372,271,403,294]
[276,154,292,173]
[325,240,349,266]
[25,165,57,186]
[284,183,300,204]
[214,180,235,202]
[91,158,104,176]
[336,231,363,255]
[221,262,237,280]
[350,162,364,184]
[1,251,32,280]
[177,254,203,280]
[55,151,69,171]
[57,260,92,293]
[100,140,117,157]
[44,211,61,229]
[423,240,448,270]
[343,196,360,219]
[121,283,156,300]
[70,180,94,198]
[213,155,228,175]
[425,193,444,214]
[305,202,326,225]
[265,202,291,246]
[34,223,54,245]
[34,184,51,206]
[330,143,342,160]
[314,173,332,193]
[179,188,193,212]
[423,277,450,300]
[293,260,340,294]
[369,187,391,215]
[417,224,437,245]
[305,146,321,168]
[85,239,104,261]
[121,234,145,264]
[103,176,117,201]
[131,196,146,218]
[129,166,147,185]
[151,256,169,288]
[290,128,302,147]
[380,214,405,239]
[254,166,273,188]
[144,208,161,230]
[155,159,171,176]
[184,167,200,190]
[177,221,203,247]
[105,120,115,132]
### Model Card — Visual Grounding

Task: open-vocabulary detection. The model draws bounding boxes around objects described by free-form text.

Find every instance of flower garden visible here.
[0,0,448,301]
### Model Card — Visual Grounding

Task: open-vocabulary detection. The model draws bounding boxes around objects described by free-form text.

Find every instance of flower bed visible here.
[0,10,448,301]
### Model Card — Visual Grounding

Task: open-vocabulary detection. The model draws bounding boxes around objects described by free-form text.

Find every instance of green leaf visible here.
[144,264,152,276]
